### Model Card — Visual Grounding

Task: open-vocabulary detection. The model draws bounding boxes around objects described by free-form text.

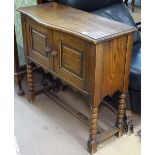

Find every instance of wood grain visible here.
[61,43,83,78]
[19,2,135,153]
[17,2,136,44]
[53,30,92,93]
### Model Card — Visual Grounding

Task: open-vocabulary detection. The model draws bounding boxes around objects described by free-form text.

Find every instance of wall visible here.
[14,0,37,66]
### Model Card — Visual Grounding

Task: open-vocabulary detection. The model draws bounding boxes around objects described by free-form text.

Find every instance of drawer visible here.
[53,31,92,93]
[26,17,53,70]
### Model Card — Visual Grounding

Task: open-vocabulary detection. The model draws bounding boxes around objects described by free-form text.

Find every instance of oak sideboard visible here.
[18,2,136,153]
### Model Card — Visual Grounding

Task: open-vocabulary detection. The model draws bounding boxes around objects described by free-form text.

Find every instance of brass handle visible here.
[46,47,57,57]
[51,50,58,56]
[45,47,52,57]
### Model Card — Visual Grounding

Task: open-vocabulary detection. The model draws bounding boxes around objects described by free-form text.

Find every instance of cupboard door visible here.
[26,17,53,70]
[53,31,91,93]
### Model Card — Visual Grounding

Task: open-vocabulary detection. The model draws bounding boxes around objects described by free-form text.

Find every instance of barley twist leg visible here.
[27,64,34,103]
[116,92,126,137]
[88,106,98,154]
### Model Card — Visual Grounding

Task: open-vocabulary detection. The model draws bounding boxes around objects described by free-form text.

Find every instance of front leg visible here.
[116,91,126,137]
[27,64,35,103]
[88,106,98,154]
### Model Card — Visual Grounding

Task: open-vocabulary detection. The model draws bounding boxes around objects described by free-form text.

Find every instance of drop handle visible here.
[51,50,58,56]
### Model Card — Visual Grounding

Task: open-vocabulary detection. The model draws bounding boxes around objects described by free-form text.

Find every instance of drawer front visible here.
[53,31,92,93]
[26,18,53,69]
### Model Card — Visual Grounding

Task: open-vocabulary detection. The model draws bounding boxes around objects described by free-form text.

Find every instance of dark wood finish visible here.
[18,2,136,153]
[14,29,25,96]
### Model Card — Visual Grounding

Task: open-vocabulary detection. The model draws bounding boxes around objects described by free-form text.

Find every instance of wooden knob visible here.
[51,50,58,56]
[46,47,52,53]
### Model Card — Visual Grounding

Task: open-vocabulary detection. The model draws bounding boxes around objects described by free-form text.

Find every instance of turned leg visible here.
[116,92,126,137]
[27,64,35,103]
[88,106,98,154]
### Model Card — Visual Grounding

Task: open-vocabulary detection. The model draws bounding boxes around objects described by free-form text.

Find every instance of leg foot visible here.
[27,64,35,103]
[88,106,98,154]
[88,139,97,154]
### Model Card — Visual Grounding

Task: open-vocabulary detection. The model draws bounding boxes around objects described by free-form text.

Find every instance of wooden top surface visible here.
[17,2,136,44]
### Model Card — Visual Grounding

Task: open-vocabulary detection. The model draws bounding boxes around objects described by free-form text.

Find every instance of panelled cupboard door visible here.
[26,17,53,70]
[52,30,92,93]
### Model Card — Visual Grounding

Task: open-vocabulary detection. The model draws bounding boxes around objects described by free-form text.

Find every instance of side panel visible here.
[99,35,129,99]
